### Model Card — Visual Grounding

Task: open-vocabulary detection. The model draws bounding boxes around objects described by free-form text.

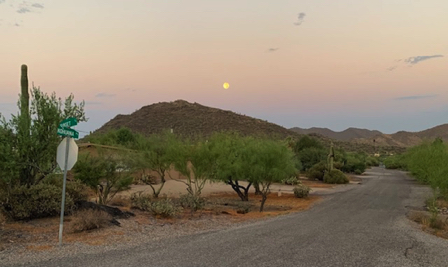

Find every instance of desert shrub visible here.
[354,169,363,175]
[73,153,133,205]
[235,202,251,214]
[383,154,407,170]
[130,192,152,211]
[365,156,380,167]
[179,194,205,211]
[42,175,89,204]
[307,162,327,181]
[293,136,327,171]
[149,199,180,217]
[2,183,74,220]
[69,209,112,233]
[281,176,300,185]
[340,152,367,174]
[293,184,311,198]
[324,169,349,184]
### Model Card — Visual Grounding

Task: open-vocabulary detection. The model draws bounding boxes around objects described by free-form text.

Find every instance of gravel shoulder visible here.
[0,179,355,266]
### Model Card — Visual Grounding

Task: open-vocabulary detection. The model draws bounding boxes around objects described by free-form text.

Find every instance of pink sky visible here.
[1,0,447,136]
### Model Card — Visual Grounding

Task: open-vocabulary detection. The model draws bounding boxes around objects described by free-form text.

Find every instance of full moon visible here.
[223,82,230,89]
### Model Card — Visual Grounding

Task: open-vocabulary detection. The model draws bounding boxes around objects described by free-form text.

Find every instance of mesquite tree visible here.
[208,133,253,201]
[129,131,179,198]
[245,139,297,212]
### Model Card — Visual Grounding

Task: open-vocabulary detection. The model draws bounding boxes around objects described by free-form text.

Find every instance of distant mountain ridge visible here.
[289,127,382,141]
[290,124,448,147]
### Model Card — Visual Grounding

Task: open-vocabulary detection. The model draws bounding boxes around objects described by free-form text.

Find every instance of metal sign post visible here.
[59,136,70,246]
[56,117,79,246]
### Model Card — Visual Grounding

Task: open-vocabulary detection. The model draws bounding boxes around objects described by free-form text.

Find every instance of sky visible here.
[1,0,447,136]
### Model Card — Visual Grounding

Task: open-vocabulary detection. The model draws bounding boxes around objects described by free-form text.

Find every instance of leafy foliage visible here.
[171,139,216,198]
[73,153,133,205]
[243,139,297,212]
[324,169,349,184]
[293,184,311,198]
[2,183,75,220]
[307,162,327,181]
[127,131,178,198]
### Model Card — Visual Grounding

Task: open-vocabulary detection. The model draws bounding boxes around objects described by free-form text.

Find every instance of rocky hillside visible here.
[92,100,298,139]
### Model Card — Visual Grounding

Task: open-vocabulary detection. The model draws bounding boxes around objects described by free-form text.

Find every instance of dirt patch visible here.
[0,192,320,251]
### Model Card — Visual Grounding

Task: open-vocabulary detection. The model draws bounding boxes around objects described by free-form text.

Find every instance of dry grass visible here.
[408,210,448,239]
[68,209,112,233]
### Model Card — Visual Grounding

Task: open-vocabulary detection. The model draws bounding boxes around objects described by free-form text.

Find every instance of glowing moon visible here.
[223,82,230,89]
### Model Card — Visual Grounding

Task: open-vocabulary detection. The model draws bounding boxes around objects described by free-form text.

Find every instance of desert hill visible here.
[92,100,297,139]
[88,100,404,154]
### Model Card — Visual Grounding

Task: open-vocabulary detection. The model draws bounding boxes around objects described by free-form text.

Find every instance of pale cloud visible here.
[85,101,103,105]
[17,7,31,13]
[404,55,443,65]
[394,94,438,101]
[294,12,306,26]
[386,66,397,72]
[31,3,44,9]
[95,93,116,98]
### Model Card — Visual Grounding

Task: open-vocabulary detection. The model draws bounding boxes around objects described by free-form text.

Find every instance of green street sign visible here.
[59,117,78,129]
[57,127,79,139]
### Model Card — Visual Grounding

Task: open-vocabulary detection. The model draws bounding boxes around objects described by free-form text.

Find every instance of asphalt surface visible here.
[13,168,448,266]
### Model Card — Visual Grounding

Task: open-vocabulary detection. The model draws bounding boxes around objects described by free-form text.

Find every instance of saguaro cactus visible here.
[328,143,335,171]
[20,64,29,117]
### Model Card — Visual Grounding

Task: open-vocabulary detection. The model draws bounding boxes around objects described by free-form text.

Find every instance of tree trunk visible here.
[227,178,251,201]
[259,194,267,212]
[254,182,262,195]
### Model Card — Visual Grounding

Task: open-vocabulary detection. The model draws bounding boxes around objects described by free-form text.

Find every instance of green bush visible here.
[235,202,251,214]
[281,176,300,185]
[340,152,367,174]
[324,169,349,184]
[384,154,407,170]
[179,194,205,211]
[2,183,75,220]
[42,175,89,204]
[149,199,180,217]
[293,184,311,198]
[307,162,327,181]
[130,192,152,211]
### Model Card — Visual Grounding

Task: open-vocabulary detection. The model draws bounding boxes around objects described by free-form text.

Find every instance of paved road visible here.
[17,168,448,266]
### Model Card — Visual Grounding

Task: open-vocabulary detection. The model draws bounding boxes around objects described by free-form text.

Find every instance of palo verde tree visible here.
[208,132,253,201]
[245,139,297,212]
[170,138,216,198]
[0,65,86,188]
[129,131,179,198]
[73,152,133,205]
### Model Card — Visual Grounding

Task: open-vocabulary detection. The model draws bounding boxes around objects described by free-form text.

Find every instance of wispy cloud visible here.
[31,3,44,9]
[267,48,279,52]
[294,12,306,26]
[17,7,31,13]
[386,66,397,72]
[95,93,116,98]
[404,55,444,65]
[85,101,103,105]
[387,54,444,72]
[394,94,438,101]
[0,0,5,4]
